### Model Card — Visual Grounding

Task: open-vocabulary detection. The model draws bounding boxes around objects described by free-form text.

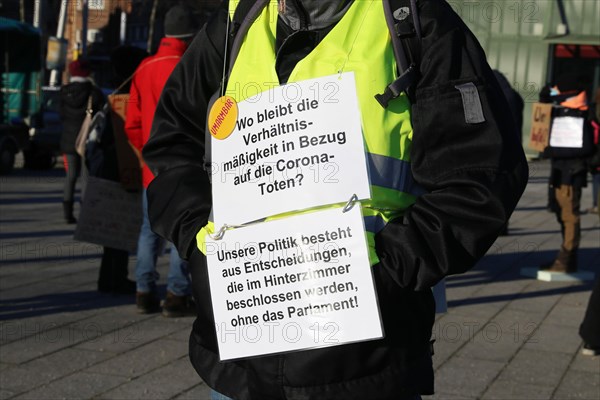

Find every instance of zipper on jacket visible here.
[289,0,310,30]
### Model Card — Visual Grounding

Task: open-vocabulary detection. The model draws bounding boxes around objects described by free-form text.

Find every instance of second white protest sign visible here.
[205,207,383,361]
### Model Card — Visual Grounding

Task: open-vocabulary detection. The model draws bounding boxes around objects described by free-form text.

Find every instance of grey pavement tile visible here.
[0,348,114,395]
[487,308,546,343]
[509,220,553,236]
[495,348,572,388]
[0,266,93,289]
[580,236,600,250]
[506,285,564,315]
[553,369,600,400]
[48,272,98,288]
[97,357,200,400]
[444,282,480,302]
[433,310,489,343]
[0,250,101,267]
[475,279,532,300]
[0,309,110,345]
[570,352,600,374]
[171,383,213,400]
[0,288,97,314]
[522,322,583,354]
[0,315,86,345]
[456,323,523,363]
[544,302,588,328]
[0,247,95,268]
[431,313,483,369]
[69,306,154,336]
[445,301,504,321]
[559,287,598,308]
[0,260,97,283]
[433,356,504,398]
[166,326,194,342]
[145,315,194,330]
[0,326,90,364]
[0,280,73,302]
[11,372,128,400]
[0,389,15,400]
[482,379,555,400]
[86,337,188,377]
[75,315,185,353]
[422,393,475,400]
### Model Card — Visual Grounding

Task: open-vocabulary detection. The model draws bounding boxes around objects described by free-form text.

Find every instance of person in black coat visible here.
[141,1,528,399]
[539,74,592,273]
[59,59,104,223]
[493,70,524,143]
[84,47,148,295]
[493,70,524,235]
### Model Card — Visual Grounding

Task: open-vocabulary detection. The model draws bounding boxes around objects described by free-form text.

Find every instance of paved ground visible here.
[0,159,598,400]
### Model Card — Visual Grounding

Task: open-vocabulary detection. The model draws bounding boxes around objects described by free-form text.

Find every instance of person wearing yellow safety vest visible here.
[142,1,528,399]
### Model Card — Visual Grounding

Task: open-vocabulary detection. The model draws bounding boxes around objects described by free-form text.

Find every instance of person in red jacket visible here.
[125,5,198,317]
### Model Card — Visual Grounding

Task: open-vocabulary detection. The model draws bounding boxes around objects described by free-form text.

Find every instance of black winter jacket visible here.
[143,1,528,399]
[59,80,104,154]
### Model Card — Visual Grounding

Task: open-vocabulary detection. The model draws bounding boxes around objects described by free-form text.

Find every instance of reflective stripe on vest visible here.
[218,0,419,265]
[366,153,425,197]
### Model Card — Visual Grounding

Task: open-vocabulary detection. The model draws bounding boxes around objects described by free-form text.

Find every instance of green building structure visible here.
[451,0,600,154]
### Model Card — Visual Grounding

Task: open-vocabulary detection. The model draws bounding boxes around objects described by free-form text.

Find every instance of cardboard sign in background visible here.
[528,102,553,152]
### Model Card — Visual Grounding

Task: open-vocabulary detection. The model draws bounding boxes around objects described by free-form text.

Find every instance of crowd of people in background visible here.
[57,5,199,317]
[124,5,196,318]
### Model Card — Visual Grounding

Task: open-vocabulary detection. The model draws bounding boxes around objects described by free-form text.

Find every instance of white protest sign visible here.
[211,72,370,227]
[549,116,585,148]
[205,207,383,361]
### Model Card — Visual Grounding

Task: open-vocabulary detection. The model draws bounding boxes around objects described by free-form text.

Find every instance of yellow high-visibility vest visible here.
[199,0,421,264]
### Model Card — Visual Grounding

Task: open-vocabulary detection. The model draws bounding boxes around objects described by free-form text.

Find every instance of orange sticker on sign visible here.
[209,96,238,140]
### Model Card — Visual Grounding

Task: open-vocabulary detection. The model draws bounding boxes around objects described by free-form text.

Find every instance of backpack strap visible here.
[375,0,422,108]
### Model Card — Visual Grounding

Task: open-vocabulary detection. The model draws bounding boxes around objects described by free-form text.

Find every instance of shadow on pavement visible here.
[0,196,64,205]
[0,230,77,239]
[445,248,599,306]
[447,284,593,308]
[505,226,599,236]
[0,253,103,266]
[0,190,64,196]
[0,289,142,321]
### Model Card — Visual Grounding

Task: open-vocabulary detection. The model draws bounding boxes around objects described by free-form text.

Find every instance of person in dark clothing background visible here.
[588,88,600,214]
[59,59,104,223]
[539,75,593,273]
[578,88,600,357]
[125,5,197,317]
[142,1,528,399]
[580,277,600,356]
[87,47,149,295]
